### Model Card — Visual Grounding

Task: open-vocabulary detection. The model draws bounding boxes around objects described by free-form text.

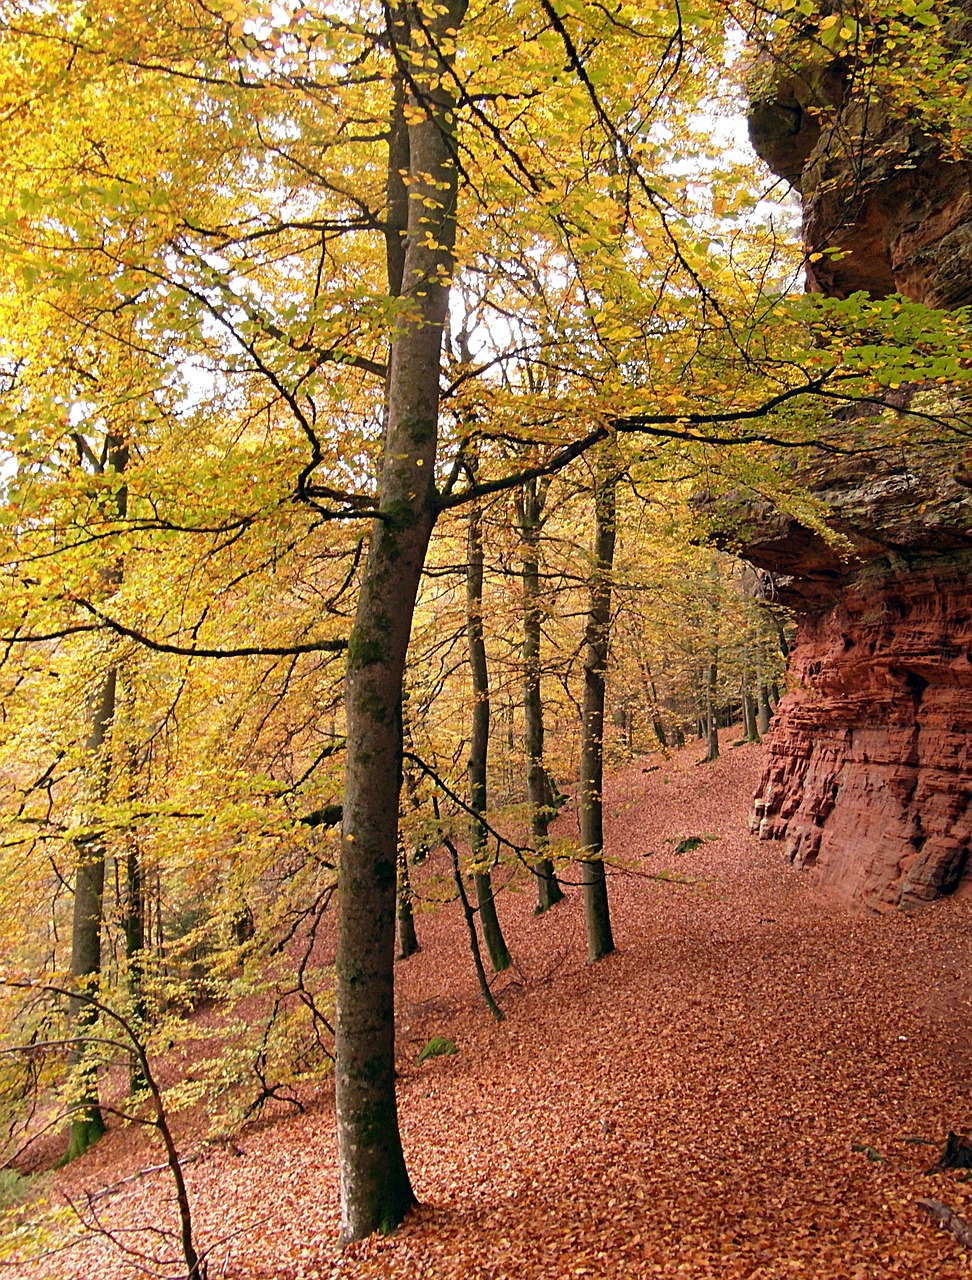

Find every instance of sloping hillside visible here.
[21,740,972,1279]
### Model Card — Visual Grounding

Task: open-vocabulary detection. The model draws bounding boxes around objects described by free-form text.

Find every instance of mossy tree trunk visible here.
[516,478,564,913]
[577,459,618,964]
[466,498,511,972]
[335,3,466,1244]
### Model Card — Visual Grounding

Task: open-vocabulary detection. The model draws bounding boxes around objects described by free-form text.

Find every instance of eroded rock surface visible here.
[741,44,972,907]
[748,56,972,307]
[752,553,972,908]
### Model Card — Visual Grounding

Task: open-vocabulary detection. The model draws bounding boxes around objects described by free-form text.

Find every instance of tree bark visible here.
[445,838,504,1022]
[578,460,617,963]
[335,4,466,1243]
[466,499,510,972]
[702,561,721,763]
[65,665,116,1161]
[516,479,564,912]
[66,435,127,1161]
[124,837,148,1094]
[639,658,669,751]
[756,682,772,735]
[395,843,419,961]
[703,657,720,762]
[741,677,760,743]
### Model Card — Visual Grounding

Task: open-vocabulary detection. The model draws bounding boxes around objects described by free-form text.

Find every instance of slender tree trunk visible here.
[741,651,761,742]
[741,682,760,741]
[702,560,721,764]
[335,6,465,1242]
[703,658,720,762]
[395,844,419,961]
[757,682,772,735]
[642,661,669,752]
[516,479,564,912]
[466,499,510,972]
[740,640,761,742]
[445,838,504,1022]
[124,838,147,1094]
[119,677,148,1094]
[578,462,617,964]
[123,844,144,981]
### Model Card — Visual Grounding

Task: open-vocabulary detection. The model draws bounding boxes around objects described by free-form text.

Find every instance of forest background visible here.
[1,0,971,1264]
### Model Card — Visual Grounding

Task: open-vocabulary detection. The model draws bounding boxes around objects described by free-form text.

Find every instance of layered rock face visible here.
[743,49,972,908]
[752,553,972,908]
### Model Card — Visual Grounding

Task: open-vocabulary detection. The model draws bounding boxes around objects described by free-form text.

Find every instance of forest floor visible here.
[14,736,972,1279]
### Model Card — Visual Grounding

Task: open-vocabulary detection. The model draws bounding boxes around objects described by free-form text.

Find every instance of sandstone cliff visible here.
[740,41,972,908]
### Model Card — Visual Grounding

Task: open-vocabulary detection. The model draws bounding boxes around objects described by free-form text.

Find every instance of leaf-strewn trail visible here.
[28,740,972,1279]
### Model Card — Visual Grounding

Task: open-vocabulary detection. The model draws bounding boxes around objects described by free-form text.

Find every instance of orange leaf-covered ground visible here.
[22,739,972,1278]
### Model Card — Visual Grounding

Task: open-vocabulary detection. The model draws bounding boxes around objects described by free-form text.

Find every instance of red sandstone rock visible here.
[740,36,972,907]
[751,557,972,907]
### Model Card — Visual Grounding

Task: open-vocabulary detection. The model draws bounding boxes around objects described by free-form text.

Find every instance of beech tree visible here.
[516,476,567,914]
[577,452,620,963]
[4,0,972,1253]
[465,494,512,973]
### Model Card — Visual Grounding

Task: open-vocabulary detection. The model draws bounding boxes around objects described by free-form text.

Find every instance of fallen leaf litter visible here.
[22,739,972,1279]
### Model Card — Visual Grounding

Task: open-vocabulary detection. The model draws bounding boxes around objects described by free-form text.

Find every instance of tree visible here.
[577,453,619,963]
[3,0,972,1252]
[334,0,468,1241]
[65,434,128,1161]
[466,495,512,973]
[516,477,567,913]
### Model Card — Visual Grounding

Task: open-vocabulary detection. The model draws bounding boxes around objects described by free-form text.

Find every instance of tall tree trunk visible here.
[66,435,128,1162]
[120,676,147,1095]
[702,560,721,764]
[516,479,564,913]
[124,837,147,1095]
[65,665,116,1162]
[335,5,465,1243]
[578,462,617,964]
[466,499,511,973]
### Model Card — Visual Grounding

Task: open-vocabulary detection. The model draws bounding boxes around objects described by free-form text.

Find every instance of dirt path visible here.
[24,740,972,1278]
